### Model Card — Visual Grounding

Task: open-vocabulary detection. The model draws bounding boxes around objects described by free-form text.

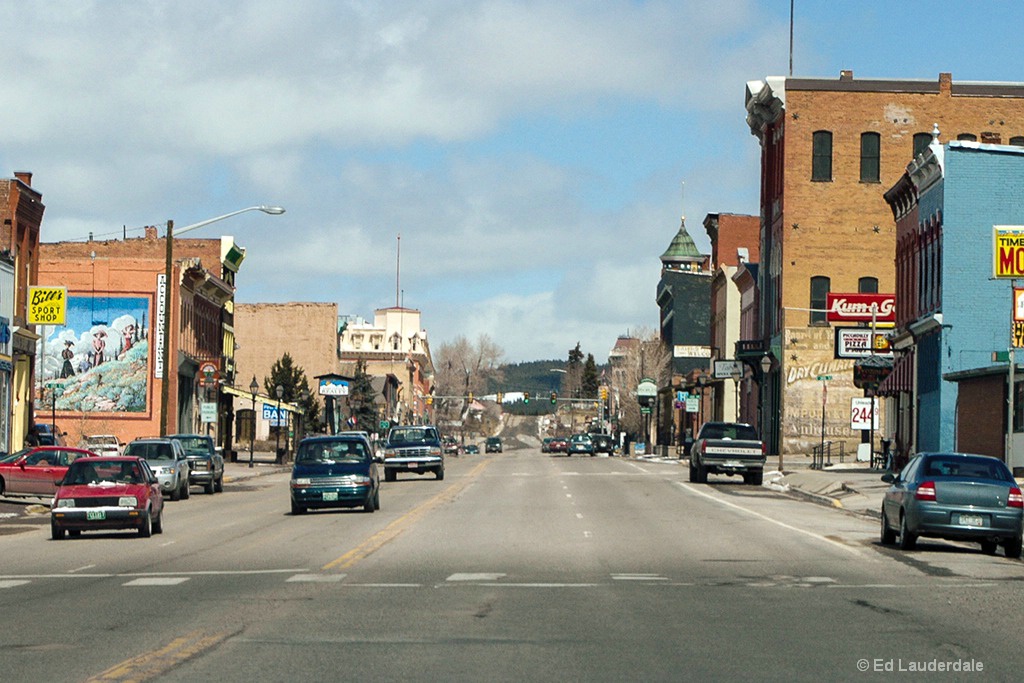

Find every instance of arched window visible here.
[957,133,977,142]
[913,132,932,157]
[858,277,879,294]
[812,131,833,181]
[860,132,880,182]
[810,276,830,325]
[1010,136,1024,147]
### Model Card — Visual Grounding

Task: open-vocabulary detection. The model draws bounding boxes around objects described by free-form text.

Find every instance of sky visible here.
[3,1,1024,364]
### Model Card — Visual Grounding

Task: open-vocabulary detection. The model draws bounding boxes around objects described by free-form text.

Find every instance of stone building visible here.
[744,70,1024,456]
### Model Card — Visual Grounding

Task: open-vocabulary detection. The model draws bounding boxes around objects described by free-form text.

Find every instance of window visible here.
[1010,136,1024,147]
[957,133,977,142]
[858,277,878,294]
[981,131,1001,144]
[812,131,832,181]
[810,276,830,325]
[913,132,932,157]
[860,132,880,182]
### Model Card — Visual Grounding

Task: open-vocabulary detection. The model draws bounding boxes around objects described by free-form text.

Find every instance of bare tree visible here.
[608,328,672,437]
[433,334,505,419]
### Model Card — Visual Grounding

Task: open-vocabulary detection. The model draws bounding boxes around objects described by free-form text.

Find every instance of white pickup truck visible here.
[688,421,766,485]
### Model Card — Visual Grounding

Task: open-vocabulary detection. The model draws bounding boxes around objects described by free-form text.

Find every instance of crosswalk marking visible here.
[287,574,347,583]
[0,580,30,589]
[446,573,506,582]
[123,577,190,586]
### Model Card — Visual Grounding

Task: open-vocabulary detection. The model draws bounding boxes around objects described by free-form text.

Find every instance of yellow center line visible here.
[322,459,491,571]
[87,628,239,683]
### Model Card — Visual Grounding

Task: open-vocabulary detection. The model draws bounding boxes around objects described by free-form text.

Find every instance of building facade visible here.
[745,70,1024,456]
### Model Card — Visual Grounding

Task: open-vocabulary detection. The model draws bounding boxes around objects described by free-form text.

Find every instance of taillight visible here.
[1009,487,1024,509]
[915,481,937,501]
[761,442,767,455]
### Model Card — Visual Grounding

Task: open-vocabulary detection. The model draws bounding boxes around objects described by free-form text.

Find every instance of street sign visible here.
[200,401,217,424]
[816,375,833,381]
[685,397,699,413]
[713,359,744,379]
[379,420,390,431]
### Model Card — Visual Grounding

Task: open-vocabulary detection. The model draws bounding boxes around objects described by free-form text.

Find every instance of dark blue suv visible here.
[290,434,380,515]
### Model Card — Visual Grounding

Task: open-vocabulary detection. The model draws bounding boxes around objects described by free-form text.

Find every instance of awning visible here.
[220,384,302,413]
[878,349,914,396]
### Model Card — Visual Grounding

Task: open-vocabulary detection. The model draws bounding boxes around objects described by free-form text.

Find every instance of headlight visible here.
[118,496,139,507]
[56,499,75,508]
[383,449,396,459]
[429,447,442,456]
[292,478,311,487]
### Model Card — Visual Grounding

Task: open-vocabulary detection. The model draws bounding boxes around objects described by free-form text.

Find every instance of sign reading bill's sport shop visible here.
[27,286,68,325]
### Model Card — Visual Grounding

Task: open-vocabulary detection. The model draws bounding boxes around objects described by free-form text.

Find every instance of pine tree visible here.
[582,353,600,398]
[349,359,380,434]
[263,352,322,434]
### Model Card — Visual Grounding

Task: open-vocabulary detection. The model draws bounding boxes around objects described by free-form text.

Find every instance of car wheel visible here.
[880,510,896,545]
[688,460,697,483]
[384,469,396,482]
[153,508,164,534]
[291,500,306,515]
[898,512,917,550]
[363,494,375,513]
[169,483,180,501]
[373,489,380,511]
[214,474,224,493]
[436,468,445,481]
[138,511,152,538]
[68,529,82,538]
[181,477,190,500]
[1004,537,1023,559]
[204,478,215,495]
[696,462,708,484]
[51,521,65,540]
[981,540,998,555]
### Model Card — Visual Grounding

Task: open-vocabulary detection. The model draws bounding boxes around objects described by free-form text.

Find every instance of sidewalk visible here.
[765,453,890,520]
[223,451,290,484]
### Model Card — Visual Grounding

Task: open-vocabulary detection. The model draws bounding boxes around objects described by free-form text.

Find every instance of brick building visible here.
[0,171,43,451]
[745,71,1024,456]
[38,228,245,449]
[703,213,759,423]
[885,139,1024,473]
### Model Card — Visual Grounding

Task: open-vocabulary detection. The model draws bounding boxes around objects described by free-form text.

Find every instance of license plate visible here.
[959,514,984,527]
[409,462,419,469]
[86,510,106,521]
[323,492,339,501]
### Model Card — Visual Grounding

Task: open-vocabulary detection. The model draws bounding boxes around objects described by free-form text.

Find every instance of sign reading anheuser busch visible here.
[825,293,896,323]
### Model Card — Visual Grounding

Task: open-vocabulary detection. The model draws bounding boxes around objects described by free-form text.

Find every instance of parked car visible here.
[485,437,503,453]
[290,434,380,514]
[80,435,122,457]
[35,423,68,447]
[590,433,615,455]
[50,456,164,539]
[382,425,445,481]
[880,452,1024,557]
[122,438,190,501]
[541,437,554,453]
[0,447,97,498]
[169,434,225,494]
[567,433,595,456]
[464,444,480,455]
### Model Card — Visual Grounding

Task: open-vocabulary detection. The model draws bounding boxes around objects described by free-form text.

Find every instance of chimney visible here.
[939,72,952,96]
[144,225,158,240]
[13,171,32,187]
[839,70,853,81]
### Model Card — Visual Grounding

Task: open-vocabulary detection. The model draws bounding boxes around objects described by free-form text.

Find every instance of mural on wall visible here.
[36,295,150,413]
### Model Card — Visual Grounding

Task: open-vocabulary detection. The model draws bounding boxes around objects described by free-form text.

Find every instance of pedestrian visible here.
[26,426,40,447]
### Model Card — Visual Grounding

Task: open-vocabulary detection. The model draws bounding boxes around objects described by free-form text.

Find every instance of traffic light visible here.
[468,392,474,402]
[600,387,608,400]
[524,392,530,404]
[426,395,433,405]
[550,392,557,404]
[496,392,503,403]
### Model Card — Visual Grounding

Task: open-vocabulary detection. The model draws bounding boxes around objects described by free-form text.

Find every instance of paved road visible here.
[2,450,1023,681]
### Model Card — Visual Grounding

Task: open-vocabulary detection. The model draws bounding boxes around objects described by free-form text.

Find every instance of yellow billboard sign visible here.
[994,226,1024,278]
[28,286,67,325]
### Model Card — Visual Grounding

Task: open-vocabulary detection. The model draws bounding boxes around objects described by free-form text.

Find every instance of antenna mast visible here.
[396,233,401,308]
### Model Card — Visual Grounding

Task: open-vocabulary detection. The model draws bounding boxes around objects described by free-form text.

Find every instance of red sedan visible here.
[50,456,164,539]
[0,447,96,498]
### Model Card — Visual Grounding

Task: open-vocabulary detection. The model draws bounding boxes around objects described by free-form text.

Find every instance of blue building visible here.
[884,136,1024,470]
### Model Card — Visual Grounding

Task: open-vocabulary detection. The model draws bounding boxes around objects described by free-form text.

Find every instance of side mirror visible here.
[881,472,895,484]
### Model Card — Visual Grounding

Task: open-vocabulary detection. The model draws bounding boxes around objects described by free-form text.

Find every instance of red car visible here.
[548,438,569,454]
[50,456,164,539]
[0,447,97,498]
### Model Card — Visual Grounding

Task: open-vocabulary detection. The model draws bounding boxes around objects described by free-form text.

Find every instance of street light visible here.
[159,205,285,437]
[248,375,259,469]
[730,365,742,422]
[275,384,284,463]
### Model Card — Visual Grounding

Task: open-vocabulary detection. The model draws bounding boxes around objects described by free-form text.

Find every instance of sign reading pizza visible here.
[825,293,895,323]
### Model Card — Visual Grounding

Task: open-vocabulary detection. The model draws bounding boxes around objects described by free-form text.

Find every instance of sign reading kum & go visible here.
[994,226,1024,278]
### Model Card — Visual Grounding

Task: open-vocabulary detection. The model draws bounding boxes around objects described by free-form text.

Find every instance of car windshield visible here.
[699,424,759,441]
[125,442,174,461]
[64,460,144,485]
[171,436,212,456]
[86,436,118,446]
[388,429,437,445]
[921,456,1012,481]
[296,440,368,464]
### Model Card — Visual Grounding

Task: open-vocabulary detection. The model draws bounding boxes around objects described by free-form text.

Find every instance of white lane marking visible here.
[160,541,176,547]
[124,577,190,586]
[566,494,573,498]
[0,569,307,580]
[612,574,668,581]
[447,573,506,582]
[0,580,30,589]
[69,564,96,574]
[343,583,422,587]
[675,482,864,557]
[623,461,654,474]
[287,574,347,583]
[583,531,592,538]
[477,583,600,588]
[576,513,584,519]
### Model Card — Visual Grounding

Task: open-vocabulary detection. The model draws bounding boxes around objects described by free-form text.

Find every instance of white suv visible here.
[81,435,122,456]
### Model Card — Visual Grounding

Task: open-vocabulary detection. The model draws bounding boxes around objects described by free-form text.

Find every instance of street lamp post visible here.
[159,206,285,437]
[730,366,742,422]
[275,384,284,464]
[248,376,259,468]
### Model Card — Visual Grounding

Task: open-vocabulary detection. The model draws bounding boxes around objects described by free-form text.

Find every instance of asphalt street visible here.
[2,449,1023,681]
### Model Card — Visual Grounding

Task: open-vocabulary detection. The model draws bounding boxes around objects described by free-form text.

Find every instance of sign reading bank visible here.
[994,226,1024,278]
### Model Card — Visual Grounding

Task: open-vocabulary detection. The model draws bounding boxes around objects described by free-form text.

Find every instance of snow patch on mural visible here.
[36,296,150,413]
